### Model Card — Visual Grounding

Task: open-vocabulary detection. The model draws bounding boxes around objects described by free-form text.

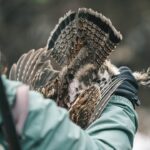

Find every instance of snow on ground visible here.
[133,133,150,150]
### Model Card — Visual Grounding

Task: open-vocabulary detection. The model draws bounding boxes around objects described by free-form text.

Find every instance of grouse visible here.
[9,8,150,129]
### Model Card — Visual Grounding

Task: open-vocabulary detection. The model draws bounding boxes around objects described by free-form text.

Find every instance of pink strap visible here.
[12,85,29,135]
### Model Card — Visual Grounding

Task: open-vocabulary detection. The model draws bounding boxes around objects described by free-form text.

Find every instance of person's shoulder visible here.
[1,75,23,105]
[2,75,22,87]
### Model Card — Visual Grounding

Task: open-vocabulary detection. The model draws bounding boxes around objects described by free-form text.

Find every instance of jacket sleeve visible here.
[1,76,138,150]
[21,92,138,150]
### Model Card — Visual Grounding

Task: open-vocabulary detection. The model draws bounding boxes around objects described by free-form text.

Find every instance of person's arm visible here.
[21,92,137,150]
[0,70,138,150]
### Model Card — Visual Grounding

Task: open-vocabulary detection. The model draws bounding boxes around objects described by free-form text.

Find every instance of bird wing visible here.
[69,84,101,129]
[9,48,59,90]
[88,77,125,126]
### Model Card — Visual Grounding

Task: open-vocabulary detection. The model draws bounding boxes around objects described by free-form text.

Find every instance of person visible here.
[0,66,139,150]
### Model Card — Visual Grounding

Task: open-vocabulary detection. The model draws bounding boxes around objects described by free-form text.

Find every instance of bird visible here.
[9,8,150,129]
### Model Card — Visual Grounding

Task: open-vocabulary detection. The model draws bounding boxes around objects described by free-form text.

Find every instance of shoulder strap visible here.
[0,76,22,150]
[12,85,29,135]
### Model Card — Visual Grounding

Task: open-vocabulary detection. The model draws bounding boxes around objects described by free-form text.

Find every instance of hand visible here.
[114,66,140,107]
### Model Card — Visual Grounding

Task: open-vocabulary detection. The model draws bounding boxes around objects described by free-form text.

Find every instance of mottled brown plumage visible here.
[9,8,150,129]
[69,85,101,129]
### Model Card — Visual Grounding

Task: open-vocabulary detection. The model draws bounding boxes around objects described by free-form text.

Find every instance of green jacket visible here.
[0,76,138,150]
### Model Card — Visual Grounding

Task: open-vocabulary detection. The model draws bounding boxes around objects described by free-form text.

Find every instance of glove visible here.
[114,66,140,107]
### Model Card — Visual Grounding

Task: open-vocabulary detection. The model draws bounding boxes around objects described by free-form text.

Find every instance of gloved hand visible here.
[114,66,140,107]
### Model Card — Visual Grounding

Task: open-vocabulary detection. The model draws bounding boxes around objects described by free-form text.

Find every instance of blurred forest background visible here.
[0,0,150,149]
